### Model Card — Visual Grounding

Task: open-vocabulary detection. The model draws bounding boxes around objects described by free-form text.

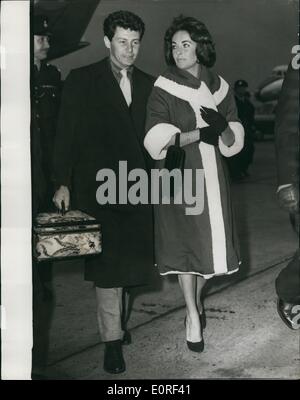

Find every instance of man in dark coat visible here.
[52,10,157,374]
[31,15,61,378]
[275,61,300,330]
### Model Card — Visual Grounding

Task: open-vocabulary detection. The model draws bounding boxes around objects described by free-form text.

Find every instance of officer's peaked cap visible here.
[34,14,52,36]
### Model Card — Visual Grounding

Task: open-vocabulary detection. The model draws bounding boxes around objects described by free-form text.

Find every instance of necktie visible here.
[120,69,132,106]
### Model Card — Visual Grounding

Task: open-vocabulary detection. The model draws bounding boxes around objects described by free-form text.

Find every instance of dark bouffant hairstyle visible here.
[103,10,145,40]
[164,15,216,68]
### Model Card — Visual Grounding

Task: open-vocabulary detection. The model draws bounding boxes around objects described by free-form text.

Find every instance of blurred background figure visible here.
[225,79,255,181]
[253,65,288,142]
[31,14,62,379]
[274,61,299,330]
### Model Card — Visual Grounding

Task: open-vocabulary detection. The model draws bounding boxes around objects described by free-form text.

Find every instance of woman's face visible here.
[171,30,198,74]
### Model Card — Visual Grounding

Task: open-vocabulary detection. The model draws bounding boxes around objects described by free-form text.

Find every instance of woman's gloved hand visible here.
[198,126,219,146]
[200,106,228,136]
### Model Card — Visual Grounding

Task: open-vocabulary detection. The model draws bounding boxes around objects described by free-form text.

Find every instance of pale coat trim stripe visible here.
[144,123,180,160]
[198,142,228,273]
[219,121,245,157]
[154,74,229,106]
[213,76,229,105]
[160,266,239,279]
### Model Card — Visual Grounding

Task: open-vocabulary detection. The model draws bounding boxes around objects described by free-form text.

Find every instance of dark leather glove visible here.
[200,106,228,136]
[198,126,219,146]
[278,185,299,214]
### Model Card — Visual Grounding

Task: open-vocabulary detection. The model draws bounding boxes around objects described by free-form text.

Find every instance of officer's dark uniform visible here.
[32,62,61,213]
[31,15,61,378]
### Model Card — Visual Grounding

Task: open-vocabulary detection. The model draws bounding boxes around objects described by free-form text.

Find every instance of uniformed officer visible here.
[32,14,61,213]
[226,79,255,180]
[31,14,61,379]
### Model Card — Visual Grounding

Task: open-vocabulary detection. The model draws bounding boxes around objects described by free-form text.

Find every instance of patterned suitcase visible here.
[33,210,102,262]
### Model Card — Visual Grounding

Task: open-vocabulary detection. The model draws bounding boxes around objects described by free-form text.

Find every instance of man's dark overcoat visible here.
[53,58,157,287]
[275,62,299,188]
[274,61,299,303]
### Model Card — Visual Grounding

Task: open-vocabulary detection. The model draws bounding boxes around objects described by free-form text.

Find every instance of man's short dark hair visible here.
[103,10,145,41]
[164,15,216,68]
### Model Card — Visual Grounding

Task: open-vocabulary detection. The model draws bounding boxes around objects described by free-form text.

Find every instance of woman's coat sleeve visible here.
[217,86,245,157]
[144,87,181,160]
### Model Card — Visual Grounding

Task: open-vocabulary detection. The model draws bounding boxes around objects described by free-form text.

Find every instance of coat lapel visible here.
[94,58,132,117]
[91,60,148,148]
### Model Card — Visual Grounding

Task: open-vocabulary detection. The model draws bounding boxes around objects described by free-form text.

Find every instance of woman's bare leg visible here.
[178,274,202,342]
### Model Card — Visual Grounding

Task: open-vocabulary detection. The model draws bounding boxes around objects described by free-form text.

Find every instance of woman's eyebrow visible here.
[172,40,192,44]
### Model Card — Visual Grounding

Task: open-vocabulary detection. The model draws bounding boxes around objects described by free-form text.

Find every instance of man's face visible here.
[34,35,50,61]
[104,27,141,69]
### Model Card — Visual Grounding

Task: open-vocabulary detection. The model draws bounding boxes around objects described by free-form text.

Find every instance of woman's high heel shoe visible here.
[184,317,204,353]
[187,339,204,353]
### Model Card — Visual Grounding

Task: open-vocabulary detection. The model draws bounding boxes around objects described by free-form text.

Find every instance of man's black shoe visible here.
[103,340,126,374]
[277,298,300,330]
